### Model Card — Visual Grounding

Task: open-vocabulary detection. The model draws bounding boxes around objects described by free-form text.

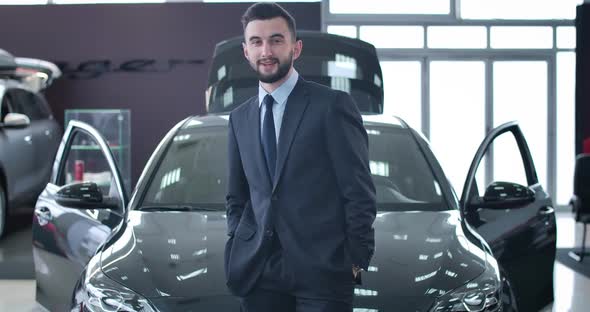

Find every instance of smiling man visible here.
[224,3,377,312]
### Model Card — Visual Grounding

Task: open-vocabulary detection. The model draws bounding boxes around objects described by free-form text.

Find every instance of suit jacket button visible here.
[265,230,273,237]
[271,195,278,201]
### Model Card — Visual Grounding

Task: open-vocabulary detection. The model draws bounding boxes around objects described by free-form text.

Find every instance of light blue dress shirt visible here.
[258,70,299,144]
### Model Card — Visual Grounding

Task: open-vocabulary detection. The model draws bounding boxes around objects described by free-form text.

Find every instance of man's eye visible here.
[273,39,284,44]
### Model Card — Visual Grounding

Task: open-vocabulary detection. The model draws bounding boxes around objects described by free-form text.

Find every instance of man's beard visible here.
[253,52,293,83]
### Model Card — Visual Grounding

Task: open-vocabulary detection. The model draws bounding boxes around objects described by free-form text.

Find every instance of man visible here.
[224,2,376,311]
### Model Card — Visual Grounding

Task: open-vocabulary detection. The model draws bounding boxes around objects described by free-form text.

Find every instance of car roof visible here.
[0,50,22,93]
[180,113,408,130]
[0,49,17,71]
[0,49,61,93]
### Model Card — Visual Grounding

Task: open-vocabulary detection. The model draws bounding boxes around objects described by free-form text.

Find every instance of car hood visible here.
[100,209,488,310]
[361,210,487,303]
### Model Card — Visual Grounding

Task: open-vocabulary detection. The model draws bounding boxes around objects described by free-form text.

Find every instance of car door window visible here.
[6,90,30,118]
[32,93,51,120]
[0,94,14,122]
[11,89,43,120]
[491,132,529,186]
[467,156,487,201]
[468,131,530,202]
[470,134,529,200]
[466,132,529,227]
[57,130,122,204]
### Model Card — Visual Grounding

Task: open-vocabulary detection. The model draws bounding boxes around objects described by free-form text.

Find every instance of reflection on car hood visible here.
[358,210,487,310]
[100,210,487,311]
[100,211,228,299]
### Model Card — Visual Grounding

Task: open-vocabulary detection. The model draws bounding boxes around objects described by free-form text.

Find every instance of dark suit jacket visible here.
[224,77,376,300]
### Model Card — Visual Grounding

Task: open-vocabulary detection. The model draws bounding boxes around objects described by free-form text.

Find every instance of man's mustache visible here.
[257,58,279,65]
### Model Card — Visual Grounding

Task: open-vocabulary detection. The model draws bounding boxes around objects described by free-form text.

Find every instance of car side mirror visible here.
[56,182,119,210]
[2,113,30,128]
[470,181,535,210]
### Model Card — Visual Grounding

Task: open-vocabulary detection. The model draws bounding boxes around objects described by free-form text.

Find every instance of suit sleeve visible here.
[225,113,250,237]
[325,91,377,270]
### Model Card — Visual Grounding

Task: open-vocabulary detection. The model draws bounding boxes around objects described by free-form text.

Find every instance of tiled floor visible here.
[0,212,589,311]
[544,213,590,312]
[0,280,36,312]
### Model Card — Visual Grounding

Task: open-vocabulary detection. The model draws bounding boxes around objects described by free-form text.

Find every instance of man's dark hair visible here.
[242,2,297,41]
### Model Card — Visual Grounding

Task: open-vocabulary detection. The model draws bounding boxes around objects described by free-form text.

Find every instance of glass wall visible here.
[325,0,579,206]
[3,0,577,207]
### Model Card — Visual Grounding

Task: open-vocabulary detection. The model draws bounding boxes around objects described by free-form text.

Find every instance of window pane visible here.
[557,52,576,205]
[360,26,424,48]
[491,27,553,49]
[0,0,46,3]
[557,26,576,49]
[204,0,318,1]
[54,0,164,3]
[427,26,487,49]
[493,61,547,188]
[430,61,486,195]
[380,61,421,130]
[330,0,450,14]
[327,25,357,39]
[461,0,582,20]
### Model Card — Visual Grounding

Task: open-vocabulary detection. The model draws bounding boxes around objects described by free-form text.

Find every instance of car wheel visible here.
[501,275,519,312]
[0,184,5,238]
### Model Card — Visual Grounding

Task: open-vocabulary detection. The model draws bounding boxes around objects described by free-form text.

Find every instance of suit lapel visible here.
[247,96,273,189]
[273,77,310,191]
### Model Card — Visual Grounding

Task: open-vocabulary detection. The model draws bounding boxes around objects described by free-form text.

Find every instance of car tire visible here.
[0,183,5,239]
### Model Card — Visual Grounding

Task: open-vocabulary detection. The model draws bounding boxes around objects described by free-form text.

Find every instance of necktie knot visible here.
[264,94,274,110]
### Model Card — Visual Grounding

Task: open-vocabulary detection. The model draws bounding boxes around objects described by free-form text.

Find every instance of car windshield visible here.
[139,123,448,212]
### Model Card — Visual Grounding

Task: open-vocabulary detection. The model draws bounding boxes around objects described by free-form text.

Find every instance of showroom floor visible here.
[0,212,588,312]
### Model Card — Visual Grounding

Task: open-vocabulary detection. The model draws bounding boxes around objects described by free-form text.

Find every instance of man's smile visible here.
[258,58,278,70]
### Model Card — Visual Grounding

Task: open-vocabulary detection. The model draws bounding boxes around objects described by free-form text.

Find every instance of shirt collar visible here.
[258,69,299,107]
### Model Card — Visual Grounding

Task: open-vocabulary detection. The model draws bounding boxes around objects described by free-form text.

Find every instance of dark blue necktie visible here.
[262,94,277,182]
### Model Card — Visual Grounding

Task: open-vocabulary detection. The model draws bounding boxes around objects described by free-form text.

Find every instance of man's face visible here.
[243,17,302,84]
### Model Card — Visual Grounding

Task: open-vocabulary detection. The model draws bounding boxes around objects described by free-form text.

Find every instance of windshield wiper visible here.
[138,204,220,212]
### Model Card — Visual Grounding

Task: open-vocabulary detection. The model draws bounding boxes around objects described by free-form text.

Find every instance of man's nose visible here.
[261,41,273,57]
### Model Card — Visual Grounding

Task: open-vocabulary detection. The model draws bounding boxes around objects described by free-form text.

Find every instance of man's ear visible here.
[293,39,303,61]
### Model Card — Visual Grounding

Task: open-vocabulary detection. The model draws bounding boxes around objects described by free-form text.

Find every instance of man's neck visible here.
[260,67,294,94]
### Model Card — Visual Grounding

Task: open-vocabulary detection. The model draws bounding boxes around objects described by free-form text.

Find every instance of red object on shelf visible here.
[74,160,84,181]
[584,137,590,154]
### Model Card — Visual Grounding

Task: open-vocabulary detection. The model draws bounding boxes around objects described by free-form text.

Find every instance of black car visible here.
[0,49,62,237]
[32,33,556,312]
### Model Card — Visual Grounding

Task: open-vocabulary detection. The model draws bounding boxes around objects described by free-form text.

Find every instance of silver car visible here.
[0,49,62,237]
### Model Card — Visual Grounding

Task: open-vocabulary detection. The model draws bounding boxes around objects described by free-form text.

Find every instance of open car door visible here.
[32,120,128,312]
[460,121,556,312]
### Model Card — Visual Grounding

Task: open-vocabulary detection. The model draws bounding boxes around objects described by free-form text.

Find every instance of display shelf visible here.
[71,145,128,151]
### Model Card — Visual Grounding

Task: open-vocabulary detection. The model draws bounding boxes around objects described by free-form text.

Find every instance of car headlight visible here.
[81,257,156,312]
[430,268,501,312]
